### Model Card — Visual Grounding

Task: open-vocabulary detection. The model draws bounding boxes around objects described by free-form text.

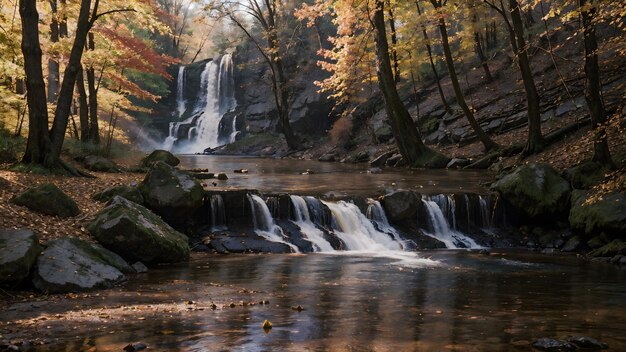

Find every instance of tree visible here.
[484,0,544,154]
[209,0,300,149]
[370,0,447,166]
[430,0,498,152]
[579,0,612,165]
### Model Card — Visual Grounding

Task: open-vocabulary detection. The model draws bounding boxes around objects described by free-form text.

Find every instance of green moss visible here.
[411,148,450,169]
[589,240,626,257]
[9,163,53,175]
[418,115,440,135]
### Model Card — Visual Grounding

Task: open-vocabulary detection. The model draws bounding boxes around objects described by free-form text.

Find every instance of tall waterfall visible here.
[323,201,404,252]
[163,54,238,153]
[420,199,483,249]
[290,195,335,252]
[248,194,300,253]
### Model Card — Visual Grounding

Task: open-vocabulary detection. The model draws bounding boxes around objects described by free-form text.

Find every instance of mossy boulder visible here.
[0,229,42,283]
[412,149,451,169]
[569,190,626,237]
[92,185,144,205]
[491,163,570,219]
[563,161,608,189]
[32,237,132,293]
[141,149,180,167]
[11,183,80,218]
[382,191,420,223]
[374,125,393,143]
[87,196,190,264]
[139,162,204,225]
[83,155,121,173]
[589,239,626,257]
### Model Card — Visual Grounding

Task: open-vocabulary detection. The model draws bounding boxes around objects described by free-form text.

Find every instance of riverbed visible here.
[1,251,624,351]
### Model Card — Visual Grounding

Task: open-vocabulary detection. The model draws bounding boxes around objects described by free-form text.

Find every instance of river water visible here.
[5,252,624,351]
[178,155,494,196]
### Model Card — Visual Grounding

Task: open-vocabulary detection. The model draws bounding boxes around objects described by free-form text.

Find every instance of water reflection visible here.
[178,155,494,196]
[7,252,624,351]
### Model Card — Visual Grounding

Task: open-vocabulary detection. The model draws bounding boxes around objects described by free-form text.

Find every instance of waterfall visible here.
[366,199,405,249]
[209,195,226,231]
[163,55,238,152]
[323,201,403,251]
[176,65,185,118]
[420,199,483,249]
[290,196,335,252]
[430,194,456,230]
[247,194,299,253]
[479,196,491,228]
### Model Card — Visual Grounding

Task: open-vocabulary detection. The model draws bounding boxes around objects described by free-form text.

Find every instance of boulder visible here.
[385,153,404,167]
[589,240,626,258]
[83,155,121,173]
[491,163,570,219]
[567,336,608,350]
[382,191,420,223]
[370,151,395,168]
[374,125,393,143]
[92,185,144,205]
[564,161,608,189]
[318,152,338,162]
[32,237,132,293]
[87,196,190,264]
[446,158,471,169]
[0,229,42,283]
[205,232,293,254]
[569,190,626,237]
[11,183,80,218]
[217,173,228,180]
[139,162,204,225]
[531,338,576,352]
[141,150,180,167]
[561,236,585,252]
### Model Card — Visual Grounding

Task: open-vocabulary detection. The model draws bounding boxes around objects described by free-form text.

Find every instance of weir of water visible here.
[164,54,238,153]
[247,194,300,253]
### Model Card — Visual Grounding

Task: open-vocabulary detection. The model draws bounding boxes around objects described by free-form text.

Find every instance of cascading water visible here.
[323,201,403,252]
[163,54,238,153]
[366,199,405,249]
[290,195,335,252]
[209,195,226,231]
[248,194,299,253]
[479,196,491,227]
[420,199,483,249]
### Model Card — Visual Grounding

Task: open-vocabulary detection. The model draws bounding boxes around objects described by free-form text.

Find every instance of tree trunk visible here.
[386,2,400,83]
[415,0,452,113]
[47,0,60,103]
[474,32,494,82]
[86,32,100,144]
[19,0,56,166]
[432,1,497,152]
[579,0,612,165]
[49,0,94,155]
[509,0,544,154]
[76,65,89,141]
[373,0,446,166]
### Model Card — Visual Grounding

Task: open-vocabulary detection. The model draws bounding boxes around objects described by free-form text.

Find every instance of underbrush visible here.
[0,125,25,164]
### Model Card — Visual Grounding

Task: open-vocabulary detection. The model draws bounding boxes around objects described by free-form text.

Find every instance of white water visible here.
[479,195,491,227]
[421,200,483,249]
[248,194,300,253]
[163,55,238,153]
[209,195,226,231]
[323,201,403,252]
[366,199,406,249]
[290,195,335,252]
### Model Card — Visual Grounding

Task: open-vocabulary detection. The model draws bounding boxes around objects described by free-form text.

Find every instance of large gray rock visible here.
[0,229,42,283]
[87,196,190,264]
[382,191,420,223]
[32,237,132,293]
[92,185,144,205]
[141,150,180,167]
[139,161,204,224]
[491,163,570,219]
[569,190,626,237]
[11,183,80,218]
[83,155,121,173]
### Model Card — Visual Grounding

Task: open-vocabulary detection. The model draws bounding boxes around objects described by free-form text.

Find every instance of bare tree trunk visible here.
[432,0,497,152]
[19,0,56,166]
[509,0,544,154]
[415,0,452,113]
[372,0,447,167]
[579,0,612,165]
[386,1,400,83]
[474,32,494,82]
[47,0,60,103]
[76,65,89,141]
[86,32,100,144]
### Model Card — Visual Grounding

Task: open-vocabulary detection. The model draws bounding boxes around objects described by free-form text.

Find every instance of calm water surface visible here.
[18,251,626,351]
[178,155,494,196]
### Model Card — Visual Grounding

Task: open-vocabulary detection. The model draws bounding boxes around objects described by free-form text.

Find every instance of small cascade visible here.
[430,194,456,230]
[304,196,332,228]
[479,196,491,228]
[209,195,226,230]
[163,54,238,152]
[290,196,335,252]
[366,199,405,249]
[247,194,299,253]
[323,201,403,251]
[420,199,483,249]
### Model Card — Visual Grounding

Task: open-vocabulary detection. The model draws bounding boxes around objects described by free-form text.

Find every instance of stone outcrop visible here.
[11,183,80,218]
[0,229,42,283]
[141,150,180,167]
